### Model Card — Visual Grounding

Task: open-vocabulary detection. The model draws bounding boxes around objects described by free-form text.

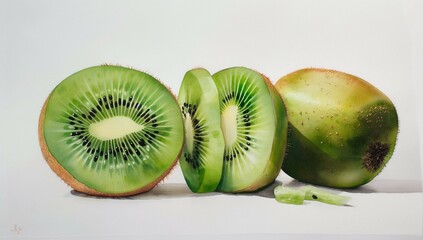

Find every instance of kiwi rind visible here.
[213,67,288,192]
[39,66,184,196]
[177,68,224,193]
[276,68,398,188]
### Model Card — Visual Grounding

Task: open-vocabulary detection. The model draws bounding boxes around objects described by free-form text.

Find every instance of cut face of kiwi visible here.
[39,65,184,196]
[275,68,399,188]
[177,68,224,193]
[212,67,288,192]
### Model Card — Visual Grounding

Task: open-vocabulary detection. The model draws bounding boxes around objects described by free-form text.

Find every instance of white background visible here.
[1,0,422,239]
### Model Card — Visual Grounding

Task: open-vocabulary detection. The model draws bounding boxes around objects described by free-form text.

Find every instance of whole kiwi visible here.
[275,68,398,188]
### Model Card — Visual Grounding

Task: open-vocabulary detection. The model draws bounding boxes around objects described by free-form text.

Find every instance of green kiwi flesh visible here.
[212,67,288,192]
[39,65,184,196]
[275,68,399,188]
[273,185,350,206]
[300,186,351,206]
[177,68,224,193]
[273,185,305,205]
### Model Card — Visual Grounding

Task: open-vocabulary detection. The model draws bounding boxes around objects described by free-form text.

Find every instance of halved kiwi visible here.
[38,65,184,197]
[177,68,224,193]
[212,67,288,192]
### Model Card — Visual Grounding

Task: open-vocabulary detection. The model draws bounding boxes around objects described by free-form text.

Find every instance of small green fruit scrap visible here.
[301,186,351,206]
[273,185,305,205]
[274,185,351,206]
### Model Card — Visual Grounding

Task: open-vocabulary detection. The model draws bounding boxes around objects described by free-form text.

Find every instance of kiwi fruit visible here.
[212,67,288,192]
[38,65,184,197]
[275,68,399,188]
[177,68,224,193]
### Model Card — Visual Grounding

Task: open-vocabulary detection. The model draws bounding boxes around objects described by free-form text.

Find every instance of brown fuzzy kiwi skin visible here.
[38,94,182,197]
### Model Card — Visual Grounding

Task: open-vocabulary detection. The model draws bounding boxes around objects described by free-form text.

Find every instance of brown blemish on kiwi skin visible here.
[38,95,182,197]
[362,142,390,173]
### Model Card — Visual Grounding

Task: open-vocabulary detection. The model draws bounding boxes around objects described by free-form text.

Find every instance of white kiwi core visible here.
[221,104,238,146]
[184,114,195,153]
[88,116,144,141]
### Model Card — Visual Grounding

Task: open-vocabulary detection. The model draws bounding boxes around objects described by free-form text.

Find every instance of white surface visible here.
[1,0,422,239]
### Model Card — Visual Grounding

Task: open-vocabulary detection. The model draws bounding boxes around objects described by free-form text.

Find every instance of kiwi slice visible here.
[177,68,224,193]
[212,67,288,192]
[38,65,184,197]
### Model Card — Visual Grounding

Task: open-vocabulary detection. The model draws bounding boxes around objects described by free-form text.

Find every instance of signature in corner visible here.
[11,224,22,235]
